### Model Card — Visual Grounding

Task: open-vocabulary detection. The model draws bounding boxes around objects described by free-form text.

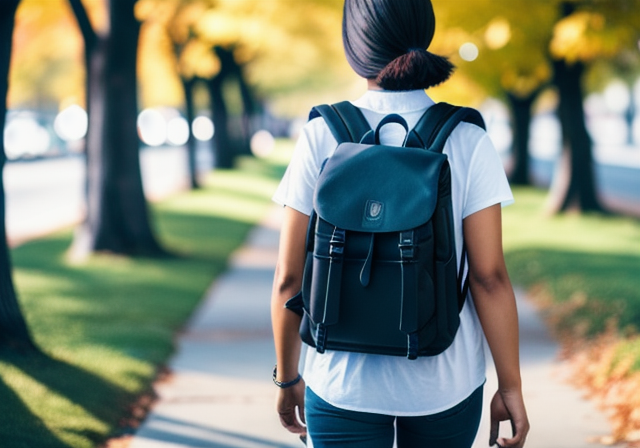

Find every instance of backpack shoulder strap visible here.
[405,103,486,153]
[309,101,371,144]
[404,103,484,311]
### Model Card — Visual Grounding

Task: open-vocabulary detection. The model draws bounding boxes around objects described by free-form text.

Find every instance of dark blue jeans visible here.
[305,385,483,448]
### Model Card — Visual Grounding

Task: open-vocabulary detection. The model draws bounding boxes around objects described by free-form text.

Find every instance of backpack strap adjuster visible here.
[316,228,346,352]
[398,231,419,359]
[398,231,417,259]
[329,228,346,257]
[321,227,345,329]
[315,324,328,353]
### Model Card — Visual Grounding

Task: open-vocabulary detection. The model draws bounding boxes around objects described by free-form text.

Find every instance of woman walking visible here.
[270,1,529,446]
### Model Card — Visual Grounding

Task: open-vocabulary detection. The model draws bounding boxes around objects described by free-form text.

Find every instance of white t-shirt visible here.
[273,89,513,416]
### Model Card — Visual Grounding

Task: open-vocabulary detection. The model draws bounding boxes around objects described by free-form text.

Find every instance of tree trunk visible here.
[181,77,199,189]
[0,0,36,351]
[206,47,258,166]
[228,51,257,156]
[625,85,634,146]
[547,57,604,213]
[506,91,537,185]
[208,48,234,169]
[69,0,165,258]
[546,2,604,214]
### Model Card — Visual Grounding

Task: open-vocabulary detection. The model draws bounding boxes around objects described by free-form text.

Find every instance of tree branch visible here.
[68,0,98,50]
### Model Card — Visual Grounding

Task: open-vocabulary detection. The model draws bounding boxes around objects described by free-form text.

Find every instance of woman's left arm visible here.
[463,204,530,448]
[271,206,310,435]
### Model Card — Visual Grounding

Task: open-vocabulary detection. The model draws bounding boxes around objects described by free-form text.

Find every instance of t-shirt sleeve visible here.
[272,120,327,216]
[462,133,514,219]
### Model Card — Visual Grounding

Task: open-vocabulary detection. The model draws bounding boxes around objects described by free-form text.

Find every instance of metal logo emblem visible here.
[365,200,384,222]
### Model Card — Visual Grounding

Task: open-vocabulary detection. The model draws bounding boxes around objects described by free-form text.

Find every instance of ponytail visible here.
[376,49,455,91]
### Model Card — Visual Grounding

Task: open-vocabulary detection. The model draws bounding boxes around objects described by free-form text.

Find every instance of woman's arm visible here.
[463,204,530,448]
[271,206,310,435]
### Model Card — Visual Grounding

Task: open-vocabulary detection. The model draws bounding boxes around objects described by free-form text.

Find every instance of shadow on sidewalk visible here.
[135,414,292,448]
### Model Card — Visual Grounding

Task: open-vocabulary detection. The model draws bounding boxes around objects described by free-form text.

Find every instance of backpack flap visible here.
[314,142,447,233]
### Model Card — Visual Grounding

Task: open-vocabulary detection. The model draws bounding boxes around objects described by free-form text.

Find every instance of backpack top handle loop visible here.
[373,114,409,146]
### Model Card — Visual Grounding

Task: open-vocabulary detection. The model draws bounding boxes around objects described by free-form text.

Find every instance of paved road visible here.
[531,157,640,216]
[4,156,85,245]
[3,146,209,245]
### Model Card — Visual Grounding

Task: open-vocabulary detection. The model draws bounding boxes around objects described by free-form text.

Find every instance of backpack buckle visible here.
[329,228,346,257]
[398,231,416,259]
[316,324,327,353]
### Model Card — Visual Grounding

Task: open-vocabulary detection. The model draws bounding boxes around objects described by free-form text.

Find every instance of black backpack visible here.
[286,101,485,359]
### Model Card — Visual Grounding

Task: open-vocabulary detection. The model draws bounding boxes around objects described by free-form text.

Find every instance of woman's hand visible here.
[489,389,529,448]
[276,379,307,435]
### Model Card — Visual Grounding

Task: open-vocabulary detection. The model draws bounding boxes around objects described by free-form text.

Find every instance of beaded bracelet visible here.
[272,365,302,388]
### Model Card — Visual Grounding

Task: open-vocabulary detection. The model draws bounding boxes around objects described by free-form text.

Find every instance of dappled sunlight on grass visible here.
[0,360,110,447]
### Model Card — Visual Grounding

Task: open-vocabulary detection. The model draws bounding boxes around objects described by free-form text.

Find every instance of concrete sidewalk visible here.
[128,206,611,448]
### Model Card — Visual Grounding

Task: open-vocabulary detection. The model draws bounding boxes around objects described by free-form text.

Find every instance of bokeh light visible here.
[250,130,275,158]
[603,80,630,114]
[192,116,215,141]
[4,115,51,159]
[54,105,88,141]
[530,114,562,160]
[481,100,512,155]
[459,43,479,62]
[633,78,640,109]
[484,18,511,50]
[138,108,167,146]
[167,116,189,146]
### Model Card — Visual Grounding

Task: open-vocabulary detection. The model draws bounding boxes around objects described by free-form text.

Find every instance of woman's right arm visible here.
[463,204,530,448]
[271,206,310,435]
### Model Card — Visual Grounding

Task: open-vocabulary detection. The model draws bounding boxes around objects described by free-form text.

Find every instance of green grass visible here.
[0,142,291,448]
[503,187,640,339]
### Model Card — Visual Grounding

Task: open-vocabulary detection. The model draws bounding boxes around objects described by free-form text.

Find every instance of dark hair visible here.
[342,0,454,91]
